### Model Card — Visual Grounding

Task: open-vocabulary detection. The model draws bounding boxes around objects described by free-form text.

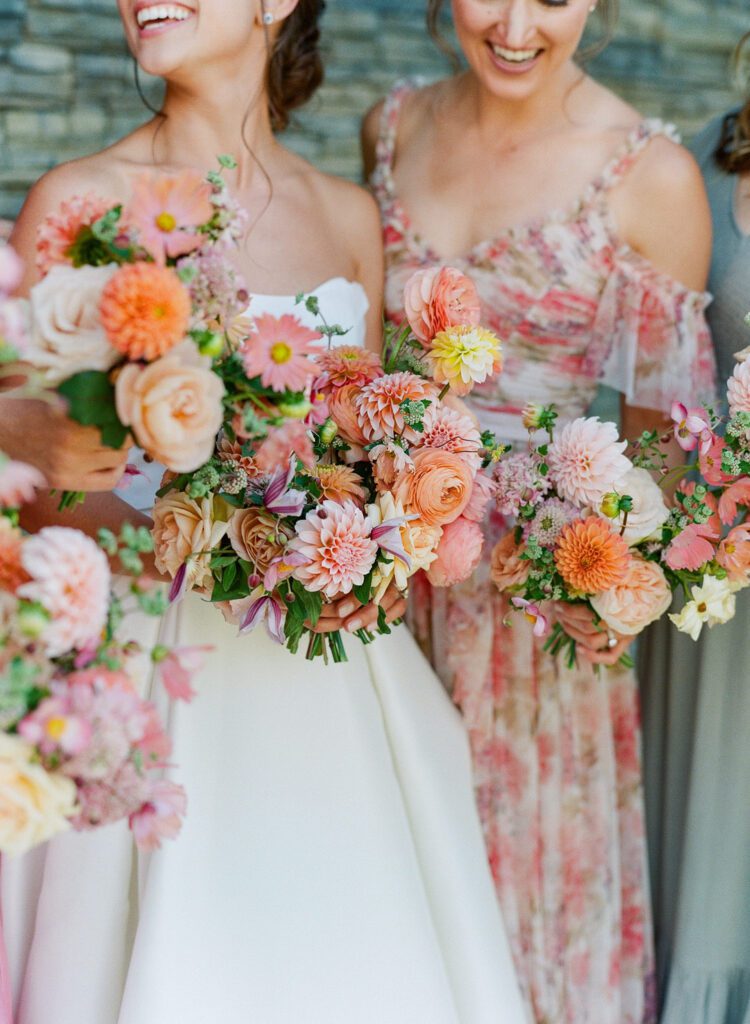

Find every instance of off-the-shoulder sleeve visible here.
[587,248,718,413]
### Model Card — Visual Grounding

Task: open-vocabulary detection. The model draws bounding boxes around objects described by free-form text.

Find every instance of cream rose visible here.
[152,490,229,592]
[27,264,119,384]
[115,341,225,473]
[227,508,292,574]
[591,555,672,636]
[615,467,670,546]
[0,734,77,855]
[367,492,442,602]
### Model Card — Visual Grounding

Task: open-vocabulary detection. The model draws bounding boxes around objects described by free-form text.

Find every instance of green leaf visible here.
[223,561,237,592]
[376,604,391,635]
[58,371,128,450]
[218,154,237,169]
[353,569,374,606]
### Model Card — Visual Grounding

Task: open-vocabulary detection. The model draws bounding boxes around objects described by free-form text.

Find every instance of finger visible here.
[383,598,407,624]
[561,625,603,648]
[310,616,347,634]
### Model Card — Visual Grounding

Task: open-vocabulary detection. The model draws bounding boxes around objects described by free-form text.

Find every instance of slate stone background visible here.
[0,0,746,217]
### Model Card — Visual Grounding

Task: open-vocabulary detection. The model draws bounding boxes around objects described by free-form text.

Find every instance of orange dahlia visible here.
[312,464,367,507]
[316,346,383,389]
[99,263,190,361]
[356,371,437,445]
[555,517,630,595]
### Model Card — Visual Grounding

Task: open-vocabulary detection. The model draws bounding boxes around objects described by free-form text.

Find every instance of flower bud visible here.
[277,397,312,420]
[17,601,50,639]
[197,332,224,359]
[600,493,621,519]
[319,418,338,446]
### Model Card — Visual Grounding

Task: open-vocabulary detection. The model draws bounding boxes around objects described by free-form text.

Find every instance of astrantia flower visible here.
[555,517,630,595]
[124,170,213,265]
[525,497,579,548]
[404,266,481,345]
[129,779,187,851]
[290,500,378,600]
[36,193,110,276]
[99,263,190,361]
[669,575,737,641]
[356,372,437,445]
[240,313,320,393]
[316,346,383,389]
[727,359,750,418]
[0,458,45,509]
[547,417,631,507]
[19,527,110,656]
[415,404,482,470]
[426,325,502,396]
[312,464,368,507]
[493,452,548,517]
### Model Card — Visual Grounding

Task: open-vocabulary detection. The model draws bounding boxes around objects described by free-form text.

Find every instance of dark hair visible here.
[265,0,326,132]
[715,32,750,175]
[426,0,618,70]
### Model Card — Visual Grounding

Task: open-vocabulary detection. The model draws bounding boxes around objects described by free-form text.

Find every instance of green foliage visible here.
[58,371,128,449]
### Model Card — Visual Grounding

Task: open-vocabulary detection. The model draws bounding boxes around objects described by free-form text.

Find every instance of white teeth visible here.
[136,4,191,27]
[492,45,540,63]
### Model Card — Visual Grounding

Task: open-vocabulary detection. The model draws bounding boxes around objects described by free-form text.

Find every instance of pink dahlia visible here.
[493,452,548,516]
[316,345,383,389]
[356,372,438,445]
[547,417,631,507]
[129,779,187,851]
[426,516,484,587]
[19,527,110,656]
[124,169,213,264]
[0,458,43,510]
[240,313,320,393]
[36,193,111,275]
[415,404,482,470]
[727,360,750,418]
[290,499,378,600]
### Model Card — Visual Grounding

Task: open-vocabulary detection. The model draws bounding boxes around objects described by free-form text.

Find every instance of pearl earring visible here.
[262,10,274,24]
[588,3,596,10]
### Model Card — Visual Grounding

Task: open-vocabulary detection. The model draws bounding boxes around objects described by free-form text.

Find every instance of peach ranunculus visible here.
[0,734,77,855]
[328,383,370,447]
[590,555,672,636]
[35,193,111,276]
[152,490,229,593]
[393,448,474,527]
[490,532,530,592]
[115,341,225,473]
[716,526,750,584]
[426,516,484,587]
[367,492,442,602]
[27,264,119,384]
[403,266,481,346]
[226,508,292,574]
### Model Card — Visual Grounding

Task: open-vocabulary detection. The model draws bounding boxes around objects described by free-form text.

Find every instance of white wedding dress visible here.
[3,279,527,1024]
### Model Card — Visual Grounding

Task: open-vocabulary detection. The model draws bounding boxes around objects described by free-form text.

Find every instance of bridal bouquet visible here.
[0,460,206,855]
[16,160,247,505]
[153,266,503,661]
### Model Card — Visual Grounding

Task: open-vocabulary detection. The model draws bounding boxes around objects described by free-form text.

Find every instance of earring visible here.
[588,3,596,10]
[262,10,274,24]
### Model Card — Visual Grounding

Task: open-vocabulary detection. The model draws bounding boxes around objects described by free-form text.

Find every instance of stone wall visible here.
[0,0,746,217]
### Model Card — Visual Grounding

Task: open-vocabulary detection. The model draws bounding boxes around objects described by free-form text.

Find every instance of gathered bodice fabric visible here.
[373,81,717,443]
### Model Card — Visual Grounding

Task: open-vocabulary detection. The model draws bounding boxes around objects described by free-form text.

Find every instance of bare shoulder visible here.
[313,169,381,244]
[627,132,706,204]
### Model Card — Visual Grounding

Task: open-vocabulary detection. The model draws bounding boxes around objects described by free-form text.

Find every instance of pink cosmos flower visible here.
[0,458,45,509]
[426,516,484,587]
[124,170,214,264]
[670,402,713,454]
[155,646,211,703]
[403,266,481,346]
[290,500,378,600]
[255,420,315,472]
[36,193,111,275]
[415,404,482,471]
[727,359,750,418]
[129,779,187,851]
[510,597,550,638]
[698,434,732,486]
[19,527,110,657]
[547,417,631,507]
[463,473,497,523]
[665,522,716,571]
[716,526,750,583]
[19,694,92,756]
[356,372,438,445]
[0,243,23,295]
[718,476,750,526]
[240,313,320,393]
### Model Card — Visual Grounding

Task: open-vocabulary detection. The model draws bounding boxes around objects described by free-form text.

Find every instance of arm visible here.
[360,100,385,184]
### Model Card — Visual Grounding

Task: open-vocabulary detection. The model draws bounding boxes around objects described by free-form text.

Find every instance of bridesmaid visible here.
[638,32,750,1024]
[362,1,717,1022]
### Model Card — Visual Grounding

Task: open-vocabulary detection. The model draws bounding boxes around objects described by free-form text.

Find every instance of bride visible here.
[2,1,527,1022]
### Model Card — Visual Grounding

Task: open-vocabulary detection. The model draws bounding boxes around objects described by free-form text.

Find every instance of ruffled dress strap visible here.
[585,118,683,202]
[370,78,419,202]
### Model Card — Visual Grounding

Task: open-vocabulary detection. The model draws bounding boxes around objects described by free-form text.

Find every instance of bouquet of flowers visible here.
[153,265,503,661]
[15,160,246,506]
[0,460,205,855]
[491,350,750,664]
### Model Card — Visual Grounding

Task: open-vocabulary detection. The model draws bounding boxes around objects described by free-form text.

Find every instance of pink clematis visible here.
[511,597,549,637]
[263,460,307,517]
[718,476,750,526]
[239,588,287,644]
[263,550,308,591]
[370,514,419,572]
[670,402,713,454]
[665,522,717,571]
[154,645,212,703]
[129,779,187,851]
[124,170,214,264]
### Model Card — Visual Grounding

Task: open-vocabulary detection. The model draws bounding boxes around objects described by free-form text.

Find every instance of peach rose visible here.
[716,526,750,584]
[0,734,77,855]
[115,341,225,473]
[152,490,229,592]
[490,532,530,592]
[27,264,119,384]
[328,383,370,447]
[227,508,292,574]
[591,555,672,636]
[426,516,484,587]
[403,266,481,346]
[393,448,473,526]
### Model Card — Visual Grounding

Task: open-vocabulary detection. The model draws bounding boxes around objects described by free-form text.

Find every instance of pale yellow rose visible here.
[226,508,292,574]
[152,490,229,593]
[115,341,225,473]
[0,734,77,856]
[367,492,442,603]
[615,468,670,546]
[591,555,672,636]
[27,264,119,384]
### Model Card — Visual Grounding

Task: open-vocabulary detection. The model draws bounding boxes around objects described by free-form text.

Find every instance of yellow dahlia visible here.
[426,325,502,396]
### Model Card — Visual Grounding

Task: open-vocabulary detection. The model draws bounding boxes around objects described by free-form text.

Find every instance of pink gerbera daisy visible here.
[124,170,214,265]
[356,372,438,445]
[290,499,378,600]
[240,313,320,393]
[316,346,384,389]
[36,193,111,275]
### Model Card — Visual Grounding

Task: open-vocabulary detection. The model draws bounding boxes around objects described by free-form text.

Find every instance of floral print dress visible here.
[371,81,717,1024]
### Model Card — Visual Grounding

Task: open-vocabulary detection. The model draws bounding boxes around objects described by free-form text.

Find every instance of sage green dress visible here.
[639,112,750,1024]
